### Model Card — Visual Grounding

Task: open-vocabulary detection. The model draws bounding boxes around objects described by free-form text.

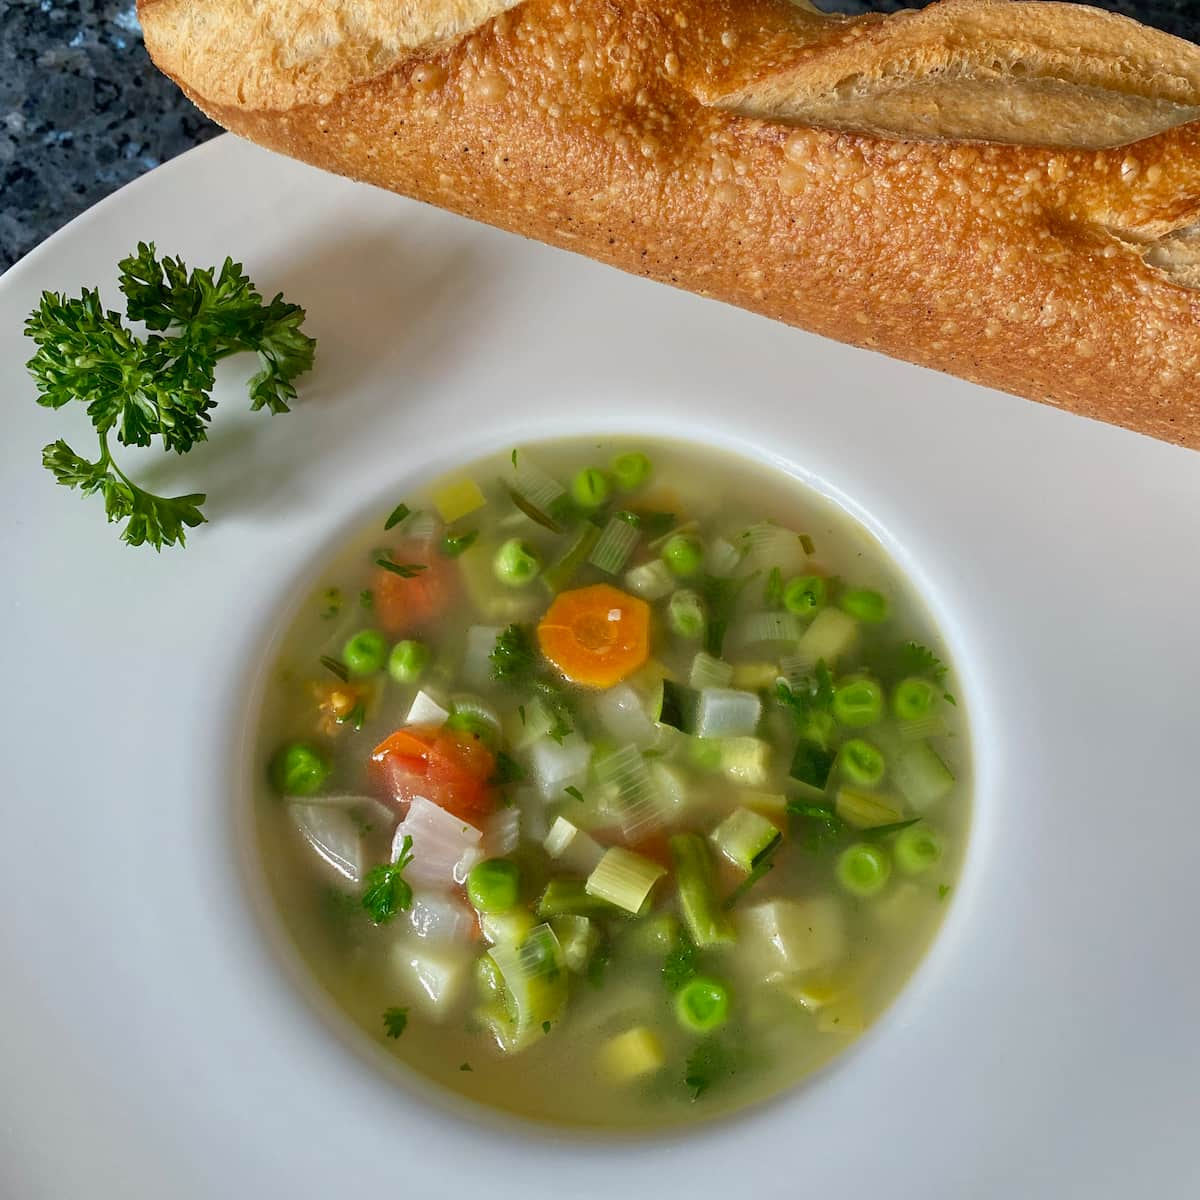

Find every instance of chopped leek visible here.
[670,833,735,947]
[834,786,902,829]
[689,651,735,691]
[594,744,667,839]
[797,607,859,667]
[486,924,567,1051]
[589,515,640,574]
[735,611,805,647]
[542,523,600,592]
[586,847,666,914]
[550,914,601,974]
[711,808,782,872]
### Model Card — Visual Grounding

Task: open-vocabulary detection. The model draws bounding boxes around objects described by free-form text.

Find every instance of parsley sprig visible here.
[361,836,416,924]
[25,243,315,549]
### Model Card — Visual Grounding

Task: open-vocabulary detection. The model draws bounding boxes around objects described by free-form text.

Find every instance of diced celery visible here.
[738,896,846,974]
[550,914,600,974]
[479,908,536,947]
[588,516,640,574]
[536,879,622,919]
[405,688,449,727]
[586,847,666,914]
[719,736,770,785]
[892,742,955,810]
[594,744,667,840]
[689,651,735,691]
[710,807,782,871]
[600,1027,665,1081]
[739,790,789,818]
[543,816,604,874]
[695,688,762,739]
[670,833,735,948]
[797,608,859,667]
[432,477,486,523]
[834,787,902,829]
[734,611,805,647]
[732,661,779,690]
[486,923,568,1051]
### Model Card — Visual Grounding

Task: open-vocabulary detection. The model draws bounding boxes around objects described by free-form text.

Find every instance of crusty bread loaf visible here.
[139,0,1200,447]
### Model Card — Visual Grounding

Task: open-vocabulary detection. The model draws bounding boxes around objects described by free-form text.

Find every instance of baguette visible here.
[139,0,1200,448]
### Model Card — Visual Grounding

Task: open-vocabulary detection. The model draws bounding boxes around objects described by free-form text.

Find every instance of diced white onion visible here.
[704,537,743,577]
[624,559,675,600]
[695,688,762,739]
[483,806,521,857]
[462,625,502,689]
[409,892,477,943]
[288,803,364,883]
[405,688,449,727]
[594,682,659,748]
[528,735,592,799]
[739,522,808,575]
[392,796,482,890]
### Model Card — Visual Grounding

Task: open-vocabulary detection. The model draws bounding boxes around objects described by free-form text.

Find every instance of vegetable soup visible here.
[254,438,969,1128]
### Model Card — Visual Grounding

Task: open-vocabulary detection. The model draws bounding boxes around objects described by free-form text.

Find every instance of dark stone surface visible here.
[2,0,1198,273]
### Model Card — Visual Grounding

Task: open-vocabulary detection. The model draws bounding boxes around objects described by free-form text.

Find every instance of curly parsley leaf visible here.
[663,934,699,992]
[24,243,315,550]
[361,836,416,925]
[375,557,427,578]
[490,624,538,684]
[896,641,948,683]
[382,1007,409,1039]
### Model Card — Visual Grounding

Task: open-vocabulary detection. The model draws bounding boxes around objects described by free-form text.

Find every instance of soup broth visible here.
[254,438,969,1128]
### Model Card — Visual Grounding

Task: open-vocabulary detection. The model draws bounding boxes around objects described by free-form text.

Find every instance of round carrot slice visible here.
[537,583,650,689]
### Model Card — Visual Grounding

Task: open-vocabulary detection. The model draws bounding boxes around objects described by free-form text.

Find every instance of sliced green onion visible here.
[839,587,889,624]
[783,574,827,617]
[670,833,735,947]
[893,676,939,722]
[674,977,731,1034]
[832,678,883,727]
[836,843,891,897]
[668,589,707,640]
[894,824,944,874]
[839,738,885,787]
[610,451,652,492]
[710,807,782,872]
[589,515,640,574]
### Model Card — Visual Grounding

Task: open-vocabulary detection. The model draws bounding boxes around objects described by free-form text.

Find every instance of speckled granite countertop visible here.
[2,0,1198,273]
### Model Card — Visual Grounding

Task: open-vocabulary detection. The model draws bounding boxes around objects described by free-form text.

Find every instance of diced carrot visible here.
[372,537,456,635]
[537,583,650,689]
[370,725,496,822]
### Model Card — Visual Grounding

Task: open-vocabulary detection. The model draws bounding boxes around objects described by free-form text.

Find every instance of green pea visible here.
[783,574,827,617]
[839,587,889,624]
[388,639,429,684]
[342,628,388,676]
[494,538,542,586]
[571,467,611,509]
[610,452,652,492]
[662,533,704,578]
[269,742,331,796]
[674,976,731,1034]
[467,859,522,914]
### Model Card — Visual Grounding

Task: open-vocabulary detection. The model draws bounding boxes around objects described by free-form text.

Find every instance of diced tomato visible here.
[372,538,456,636]
[371,725,497,822]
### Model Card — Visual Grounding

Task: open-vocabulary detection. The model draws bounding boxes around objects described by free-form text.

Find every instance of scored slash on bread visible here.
[139,0,1200,447]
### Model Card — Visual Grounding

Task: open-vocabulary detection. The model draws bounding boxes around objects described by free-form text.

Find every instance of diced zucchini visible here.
[600,1027,665,1081]
[657,679,698,733]
[797,608,859,666]
[711,807,782,871]
[719,736,770,785]
[834,787,902,829]
[791,740,836,790]
[586,847,666,914]
[892,742,955,810]
[432,477,486,523]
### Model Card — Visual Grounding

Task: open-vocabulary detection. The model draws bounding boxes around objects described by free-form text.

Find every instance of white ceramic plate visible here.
[2,134,1198,1199]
